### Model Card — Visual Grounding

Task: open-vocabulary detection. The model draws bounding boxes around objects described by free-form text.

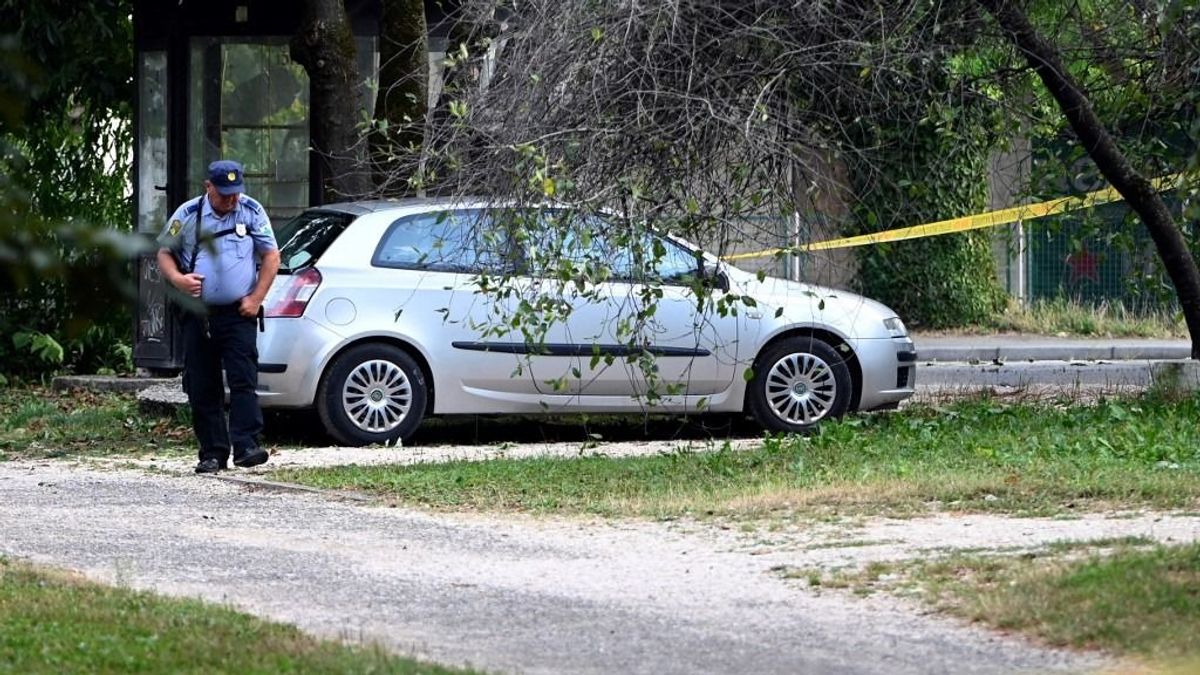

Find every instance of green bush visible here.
[848,101,1007,327]
[857,231,1006,328]
[0,5,135,380]
[0,277,133,380]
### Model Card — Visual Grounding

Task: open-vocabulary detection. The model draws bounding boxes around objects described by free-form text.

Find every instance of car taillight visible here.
[264,268,322,318]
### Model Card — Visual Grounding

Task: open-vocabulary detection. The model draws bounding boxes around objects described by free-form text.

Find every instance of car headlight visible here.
[883,316,907,337]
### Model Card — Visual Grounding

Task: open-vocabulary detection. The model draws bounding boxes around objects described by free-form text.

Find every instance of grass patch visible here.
[0,558,468,673]
[805,538,902,550]
[797,540,1200,660]
[273,393,1200,519]
[978,297,1187,338]
[0,385,332,461]
[0,385,195,461]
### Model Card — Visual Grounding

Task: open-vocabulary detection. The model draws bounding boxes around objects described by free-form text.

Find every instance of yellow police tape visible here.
[722,173,1185,261]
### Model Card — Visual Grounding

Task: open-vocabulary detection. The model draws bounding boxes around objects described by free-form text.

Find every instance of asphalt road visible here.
[0,460,1103,675]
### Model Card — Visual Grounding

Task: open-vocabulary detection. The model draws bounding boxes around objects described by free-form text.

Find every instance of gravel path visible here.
[0,455,1136,675]
[102,436,762,474]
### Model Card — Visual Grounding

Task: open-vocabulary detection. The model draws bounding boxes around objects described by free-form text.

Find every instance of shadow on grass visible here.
[262,409,766,448]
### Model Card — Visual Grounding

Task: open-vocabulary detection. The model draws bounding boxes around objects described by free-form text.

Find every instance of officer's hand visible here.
[239,295,262,318]
[177,273,204,297]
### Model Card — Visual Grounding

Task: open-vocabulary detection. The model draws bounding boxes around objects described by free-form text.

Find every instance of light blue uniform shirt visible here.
[158,194,278,305]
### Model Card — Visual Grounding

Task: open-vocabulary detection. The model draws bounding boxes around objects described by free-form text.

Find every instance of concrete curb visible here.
[916,359,1200,389]
[52,375,180,394]
[917,345,1191,362]
[136,382,190,416]
[204,473,374,502]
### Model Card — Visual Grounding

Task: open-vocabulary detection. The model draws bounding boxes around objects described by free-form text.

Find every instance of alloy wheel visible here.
[341,359,413,433]
[763,352,837,425]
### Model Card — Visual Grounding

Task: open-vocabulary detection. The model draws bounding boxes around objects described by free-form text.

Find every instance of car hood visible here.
[722,265,900,339]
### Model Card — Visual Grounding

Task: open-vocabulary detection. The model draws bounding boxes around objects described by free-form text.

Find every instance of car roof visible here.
[308,197,514,217]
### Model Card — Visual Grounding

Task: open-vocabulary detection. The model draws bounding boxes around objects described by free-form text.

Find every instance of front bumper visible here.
[856,336,917,411]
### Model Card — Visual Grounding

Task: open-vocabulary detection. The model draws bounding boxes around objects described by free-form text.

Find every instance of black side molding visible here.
[451,341,711,357]
[258,363,288,373]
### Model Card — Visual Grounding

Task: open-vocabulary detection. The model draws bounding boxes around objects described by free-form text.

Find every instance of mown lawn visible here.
[937,542,1200,659]
[0,385,194,460]
[273,393,1200,518]
[0,385,328,461]
[796,540,1200,663]
[0,558,470,674]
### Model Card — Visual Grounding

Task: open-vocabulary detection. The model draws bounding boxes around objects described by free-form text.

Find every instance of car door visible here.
[367,208,545,408]
[516,212,741,404]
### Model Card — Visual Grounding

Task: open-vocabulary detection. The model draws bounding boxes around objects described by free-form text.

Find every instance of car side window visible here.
[642,233,702,285]
[519,211,700,286]
[372,209,509,273]
[510,210,619,281]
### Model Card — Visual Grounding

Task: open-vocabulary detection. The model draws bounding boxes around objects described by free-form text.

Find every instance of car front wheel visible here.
[317,343,428,446]
[747,337,851,434]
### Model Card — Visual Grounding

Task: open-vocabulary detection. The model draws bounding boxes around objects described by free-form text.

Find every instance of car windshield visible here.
[274,210,358,273]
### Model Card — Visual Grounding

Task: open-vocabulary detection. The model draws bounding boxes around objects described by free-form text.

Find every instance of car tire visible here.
[747,337,852,434]
[317,343,428,446]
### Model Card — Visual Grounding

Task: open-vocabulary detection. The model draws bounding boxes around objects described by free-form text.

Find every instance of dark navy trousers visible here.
[181,304,263,461]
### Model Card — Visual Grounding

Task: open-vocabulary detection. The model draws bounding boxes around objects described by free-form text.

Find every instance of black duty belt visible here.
[205,302,243,315]
[202,303,266,332]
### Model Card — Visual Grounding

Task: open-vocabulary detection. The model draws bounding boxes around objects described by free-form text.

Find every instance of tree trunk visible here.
[979,0,1200,359]
[371,0,427,196]
[291,0,372,202]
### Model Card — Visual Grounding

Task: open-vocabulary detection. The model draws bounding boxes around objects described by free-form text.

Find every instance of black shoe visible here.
[195,458,224,474]
[233,446,269,468]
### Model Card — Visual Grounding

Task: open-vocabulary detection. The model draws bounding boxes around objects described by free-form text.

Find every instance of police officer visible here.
[157,160,281,474]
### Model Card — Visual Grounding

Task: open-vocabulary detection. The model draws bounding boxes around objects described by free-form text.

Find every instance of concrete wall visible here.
[987,139,1032,302]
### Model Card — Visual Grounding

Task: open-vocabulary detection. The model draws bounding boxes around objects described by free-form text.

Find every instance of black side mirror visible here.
[696,257,730,292]
[714,268,730,292]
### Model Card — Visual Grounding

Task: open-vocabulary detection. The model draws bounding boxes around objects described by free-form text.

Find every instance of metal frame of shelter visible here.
[131,0,452,372]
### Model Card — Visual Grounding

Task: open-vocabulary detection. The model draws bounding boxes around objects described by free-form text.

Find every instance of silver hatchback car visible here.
[257,199,916,445]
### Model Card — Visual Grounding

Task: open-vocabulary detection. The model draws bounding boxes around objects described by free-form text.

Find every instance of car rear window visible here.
[274,210,358,272]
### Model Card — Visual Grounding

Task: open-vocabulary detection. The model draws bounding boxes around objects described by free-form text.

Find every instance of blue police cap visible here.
[208,160,245,195]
